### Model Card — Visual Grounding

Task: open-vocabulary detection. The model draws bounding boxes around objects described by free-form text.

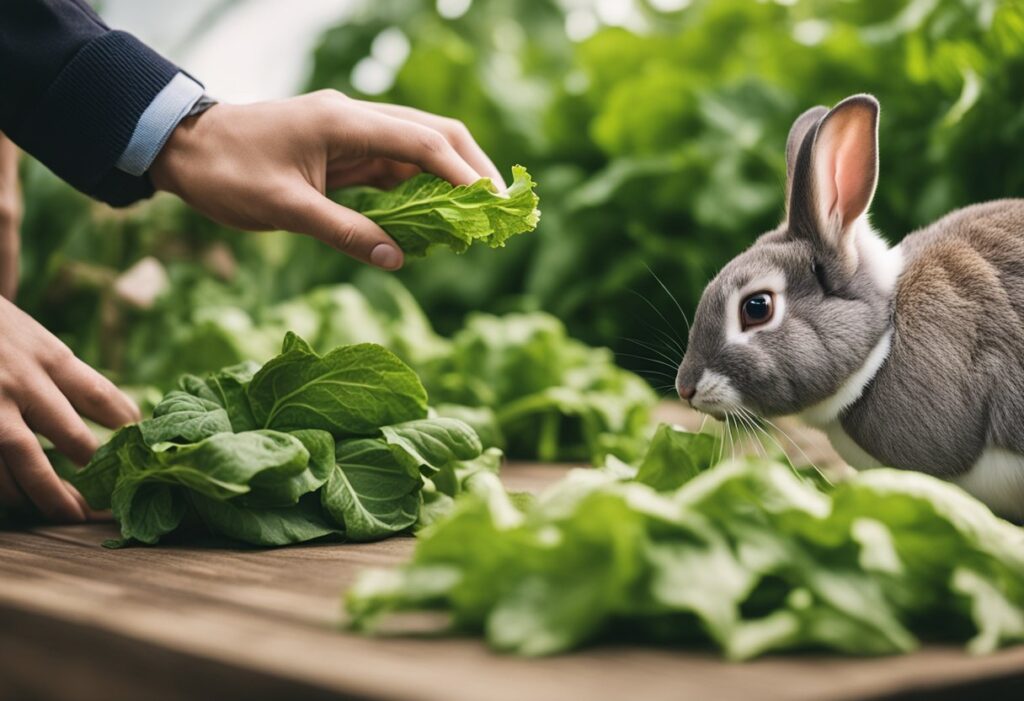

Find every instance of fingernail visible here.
[370,244,402,270]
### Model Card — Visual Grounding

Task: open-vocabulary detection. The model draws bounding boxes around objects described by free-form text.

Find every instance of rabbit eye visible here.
[740,291,774,330]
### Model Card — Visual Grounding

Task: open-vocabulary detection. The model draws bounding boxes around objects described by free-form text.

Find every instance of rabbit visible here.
[675,93,1024,520]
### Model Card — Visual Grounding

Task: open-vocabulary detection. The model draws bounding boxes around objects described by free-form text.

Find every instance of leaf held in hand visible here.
[337,166,540,257]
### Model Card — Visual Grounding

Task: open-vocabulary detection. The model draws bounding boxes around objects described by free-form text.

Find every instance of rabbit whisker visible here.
[738,408,783,461]
[627,287,687,355]
[644,262,692,336]
[615,353,682,376]
[618,336,681,369]
[750,411,831,486]
[726,414,736,462]
[735,410,766,457]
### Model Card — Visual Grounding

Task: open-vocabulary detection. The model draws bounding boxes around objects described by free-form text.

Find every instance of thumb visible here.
[276,187,404,270]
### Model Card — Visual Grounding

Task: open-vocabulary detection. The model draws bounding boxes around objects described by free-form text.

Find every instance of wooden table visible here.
[2,462,1023,701]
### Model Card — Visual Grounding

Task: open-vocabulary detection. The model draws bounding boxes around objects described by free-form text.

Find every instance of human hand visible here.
[149,91,505,271]
[0,296,141,521]
[0,132,20,301]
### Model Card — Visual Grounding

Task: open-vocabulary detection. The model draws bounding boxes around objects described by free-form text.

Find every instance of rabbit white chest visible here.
[798,329,890,470]
[955,450,1024,521]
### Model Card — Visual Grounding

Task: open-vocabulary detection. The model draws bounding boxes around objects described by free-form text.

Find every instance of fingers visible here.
[0,455,26,509]
[63,480,110,521]
[345,108,481,187]
[326,158,420,190]
[273,189,404,270]
[359,102,506,190]
[21,377,99,465]
[49,355,141,429]
[0,406,85,521]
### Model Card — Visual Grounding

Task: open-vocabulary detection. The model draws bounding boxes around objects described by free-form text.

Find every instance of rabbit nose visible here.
[678,384,697,401]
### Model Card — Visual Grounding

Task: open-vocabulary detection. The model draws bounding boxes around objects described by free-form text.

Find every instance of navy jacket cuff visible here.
[15,30,180,207]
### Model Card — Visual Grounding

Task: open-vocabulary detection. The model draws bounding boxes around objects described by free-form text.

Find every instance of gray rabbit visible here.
[676,93,1024,520]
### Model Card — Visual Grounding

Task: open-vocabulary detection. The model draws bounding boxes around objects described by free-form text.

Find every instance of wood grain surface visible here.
[1,411,1022,701]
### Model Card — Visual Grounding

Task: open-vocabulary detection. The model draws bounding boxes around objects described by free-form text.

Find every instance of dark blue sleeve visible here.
[0,0,182,206]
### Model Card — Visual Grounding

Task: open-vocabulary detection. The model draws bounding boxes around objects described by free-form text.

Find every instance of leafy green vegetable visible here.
[72,335,496,547]
[337,166,540,256]
[191,493,341,547]
[140,391,232,445]
[323,438,422,541]
[634,424,717,491]
[112,274,654,463]
[247,334,428,435]
[346,424,1024,659]
[425,311,656,462]
[380,418,483,475]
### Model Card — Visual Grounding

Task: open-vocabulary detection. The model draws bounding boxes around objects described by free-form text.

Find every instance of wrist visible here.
[149,106,217,195]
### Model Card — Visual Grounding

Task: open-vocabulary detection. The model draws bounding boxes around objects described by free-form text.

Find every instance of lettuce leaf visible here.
[337,165,540,256]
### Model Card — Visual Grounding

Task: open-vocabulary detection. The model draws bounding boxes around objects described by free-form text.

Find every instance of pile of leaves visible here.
[347,425,1024,659]
[124,275,656,463]
[71,333,497,547]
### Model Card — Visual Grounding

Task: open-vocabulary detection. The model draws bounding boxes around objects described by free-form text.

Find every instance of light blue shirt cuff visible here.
[115,72,204,177]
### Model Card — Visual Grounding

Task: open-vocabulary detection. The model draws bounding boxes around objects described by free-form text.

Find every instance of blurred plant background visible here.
[16,0,1024,397]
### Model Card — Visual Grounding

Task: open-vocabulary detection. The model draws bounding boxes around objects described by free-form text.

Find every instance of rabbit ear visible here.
[788,94,879,262]
[785,105,827,203]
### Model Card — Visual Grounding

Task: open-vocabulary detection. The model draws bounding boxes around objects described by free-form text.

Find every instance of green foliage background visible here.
[16,0,1024,387]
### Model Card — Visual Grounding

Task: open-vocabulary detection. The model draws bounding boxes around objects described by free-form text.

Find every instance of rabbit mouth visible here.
[691,405,730,422]
[683,369,744,420]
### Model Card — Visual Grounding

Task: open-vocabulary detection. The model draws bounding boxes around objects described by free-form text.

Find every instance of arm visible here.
[0,0,187,205]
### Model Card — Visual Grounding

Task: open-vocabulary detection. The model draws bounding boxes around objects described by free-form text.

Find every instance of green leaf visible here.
[282,332,317,355]
[433,404,505,451]
[145,430,311,501]
[111,482,187,545]
[239,429,335,508]
[71,425,142,510]
[634,424,718,491]
[204,361,260,432]
[140,391,232,445]
[179,361,260,432]
[190,492,341,547]
[322,438,422,541]
[77,333,495,548]
[336,166,540,257]
[380,418,483,476]
[247,336,428,436]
